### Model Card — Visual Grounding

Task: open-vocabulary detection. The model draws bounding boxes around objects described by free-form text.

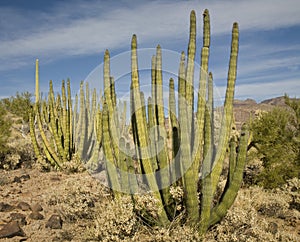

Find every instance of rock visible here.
[13,174,30,183]
[45,214,62,229]
[10,213,27,226]
[29,211,44,220]
[0,202,15,212]
[31,203,43,212]
[0,221,25,238]
[267,222,278,234]
[17,202,31,211]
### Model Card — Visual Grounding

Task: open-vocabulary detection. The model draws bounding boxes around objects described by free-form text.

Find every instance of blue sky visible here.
[0,0,300,102]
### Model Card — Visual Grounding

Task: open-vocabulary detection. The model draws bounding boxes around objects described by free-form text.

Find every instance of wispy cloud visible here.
[1,0,300,101]
[235,78,300,101]
[0,0,300,71]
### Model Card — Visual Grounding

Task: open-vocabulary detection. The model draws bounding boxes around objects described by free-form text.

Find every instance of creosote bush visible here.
[0,93,34,169]
[85,196,138,241]
[249,96,300,189]
[1,92,33,122]
[47,179,99,222]
[0,103,11,158]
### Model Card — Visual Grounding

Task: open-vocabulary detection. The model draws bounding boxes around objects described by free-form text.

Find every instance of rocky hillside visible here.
[233,96,292,130]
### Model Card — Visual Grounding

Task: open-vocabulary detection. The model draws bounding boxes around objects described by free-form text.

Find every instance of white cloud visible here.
[1,0,300,101]
[215,78,300,102]
[0,0,300,70]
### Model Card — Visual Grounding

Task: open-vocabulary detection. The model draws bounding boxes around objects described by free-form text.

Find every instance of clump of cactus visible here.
[30,8,249,235]
[100,9,249,234]
[30,60,100,170]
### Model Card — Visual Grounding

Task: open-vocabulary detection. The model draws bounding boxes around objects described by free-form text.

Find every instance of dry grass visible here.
[205,179,300,242]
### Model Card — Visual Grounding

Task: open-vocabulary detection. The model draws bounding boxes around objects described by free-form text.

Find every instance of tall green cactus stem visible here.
[168,78,180,183]
[73,93,78,151]
[103,50,120,161]
[36,102,61,168]
[67,79,74,156]
[118,137,130,194]
[35,59,39,103]
[210,22,239,195]
[76,82,86,159]
[185,10,196,135]
[199,73,214,234]
[154,45,165,134]
[177,51,186,182]
[110,76,117,108]
[178,47,200,223]
[151,55,159,148]
[95,105,102,143]
[193,8,210,168]
[228,136,237,183]
[119,100,127,137]
[199,106,213,234]
[49,81,68,163]
[104,50,113,113]
[76,82,99,162]
[147,97,158,171]
[179,10,203,224]
[209,124,249,226]
[153,45,171,211]
[30,59,41,162]
[126,142,139,193]
[29,109,42,161]
[87,88,98,159]
[102,103,121,198]
[61,80,70,160]
[130,34,169,225]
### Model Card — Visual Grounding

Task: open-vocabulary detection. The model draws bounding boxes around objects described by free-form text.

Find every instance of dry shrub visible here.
[132,225,201,242]
[47,175,106,223]
[83,187,202,242]
[1,116,35,170]
[133,192,163,225]
[60,154,86,173]
[85,194,201,242]
[204,179,300,241]
[84,196,137,241]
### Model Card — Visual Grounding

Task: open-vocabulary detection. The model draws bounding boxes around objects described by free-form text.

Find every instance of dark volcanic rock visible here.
[267,222,278,234]
[0,202,15,212]
[13,174,30,183]
[0,221,25,238]
[45,214,63,229]
[29,211,44,220]
[10,213,27,226]
[31,203,43,212]
[17,202,31,211]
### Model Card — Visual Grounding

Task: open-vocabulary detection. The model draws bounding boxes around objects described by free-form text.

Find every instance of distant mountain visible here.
[233,96,294,130]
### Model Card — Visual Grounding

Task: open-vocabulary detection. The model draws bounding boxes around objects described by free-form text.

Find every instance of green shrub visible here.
[0,92,34,169]
[1,92,33,122]
[250,98,300,189]
[0,104,11,157]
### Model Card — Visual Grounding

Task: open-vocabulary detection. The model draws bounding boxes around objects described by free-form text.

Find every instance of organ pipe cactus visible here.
[29,8,249,235]
[100,8,249,234]
[30,62,101,169]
